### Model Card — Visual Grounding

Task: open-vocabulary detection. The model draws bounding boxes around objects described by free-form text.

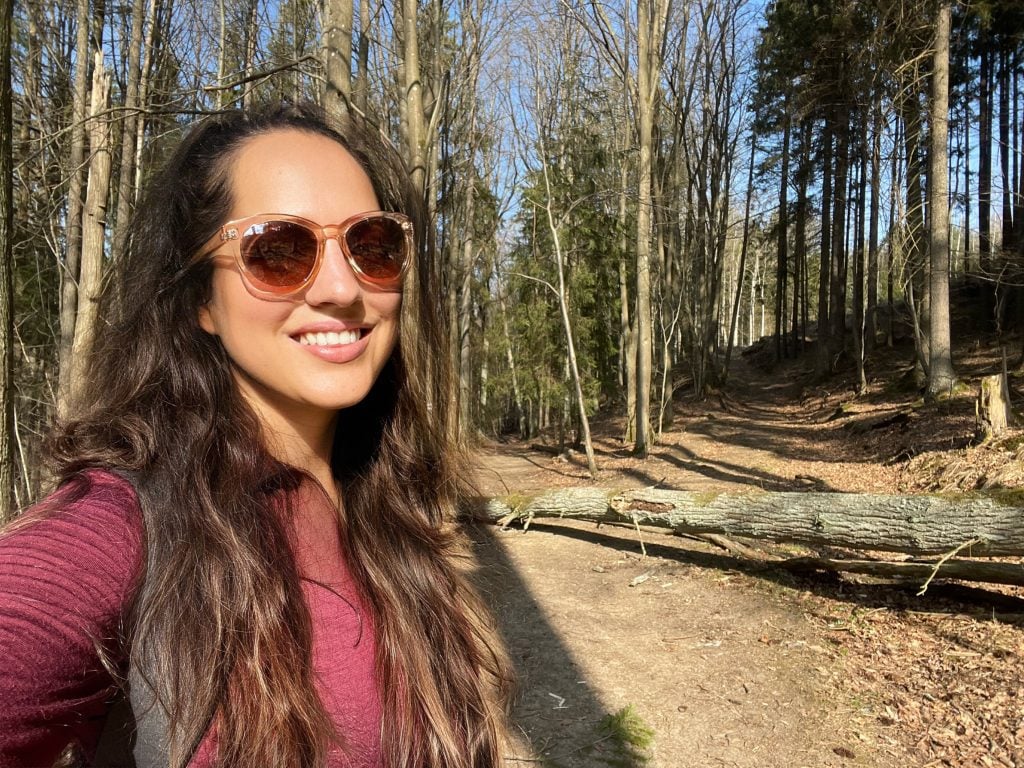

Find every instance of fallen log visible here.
[778,556,1024,589]
[477,487,1024,557]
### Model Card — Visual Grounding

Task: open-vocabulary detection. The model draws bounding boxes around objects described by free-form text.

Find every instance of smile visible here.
[297,329,364,346]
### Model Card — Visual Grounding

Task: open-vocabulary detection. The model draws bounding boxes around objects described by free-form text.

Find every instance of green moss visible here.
[691,491,721,506]
[597,705,655,767]
[995,434,1024,452]
[501,493,532,512]
[987,488,1024,508]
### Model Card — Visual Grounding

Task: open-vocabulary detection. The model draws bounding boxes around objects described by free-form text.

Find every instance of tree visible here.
[323,0,353,117]
[633,0,670,456]
[0,0,15,520]
[68,53,112,403]
[57,0,97,413]
[927,0,956,395]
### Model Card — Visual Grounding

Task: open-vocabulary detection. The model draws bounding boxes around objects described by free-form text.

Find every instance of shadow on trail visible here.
[467,523,642,767]
[656,443,836,491]
[512,521,1024,627]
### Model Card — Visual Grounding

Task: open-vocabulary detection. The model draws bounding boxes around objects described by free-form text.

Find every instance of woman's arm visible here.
[0,471,142,767]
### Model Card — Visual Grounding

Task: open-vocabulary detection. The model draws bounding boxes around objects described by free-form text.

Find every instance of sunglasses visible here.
[192,210,413,299]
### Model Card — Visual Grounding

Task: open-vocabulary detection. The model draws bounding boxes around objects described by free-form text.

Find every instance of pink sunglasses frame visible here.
[191,210,414,300]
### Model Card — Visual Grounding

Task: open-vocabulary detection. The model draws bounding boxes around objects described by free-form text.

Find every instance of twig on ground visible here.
[917,538,983,596]
[632,515,647,557]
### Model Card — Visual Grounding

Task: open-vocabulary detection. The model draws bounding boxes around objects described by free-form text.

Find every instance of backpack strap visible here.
[92,666,171,767]
[91,469,173,768]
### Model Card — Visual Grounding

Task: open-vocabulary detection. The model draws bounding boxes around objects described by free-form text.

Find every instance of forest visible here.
[1,0,1023,517]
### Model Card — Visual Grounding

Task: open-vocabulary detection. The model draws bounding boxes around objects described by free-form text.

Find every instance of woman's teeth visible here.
[299,330,361,346]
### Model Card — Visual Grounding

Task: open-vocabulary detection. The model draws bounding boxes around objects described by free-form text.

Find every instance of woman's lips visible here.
[292,327,371,363]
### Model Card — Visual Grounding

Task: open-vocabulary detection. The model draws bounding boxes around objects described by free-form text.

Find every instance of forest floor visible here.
[470,334,1024,768]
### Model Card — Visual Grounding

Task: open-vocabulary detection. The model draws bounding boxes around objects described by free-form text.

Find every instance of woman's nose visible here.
[303,238,361,306]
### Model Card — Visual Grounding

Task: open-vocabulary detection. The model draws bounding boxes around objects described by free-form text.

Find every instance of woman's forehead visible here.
[227,130,379,221]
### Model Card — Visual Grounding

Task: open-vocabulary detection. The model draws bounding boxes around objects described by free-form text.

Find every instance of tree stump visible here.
[976,373,1013,440]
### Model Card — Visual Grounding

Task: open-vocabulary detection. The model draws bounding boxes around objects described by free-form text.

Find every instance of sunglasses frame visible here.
[192,210,414,300]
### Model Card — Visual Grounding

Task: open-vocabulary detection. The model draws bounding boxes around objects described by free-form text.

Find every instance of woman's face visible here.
[198,129,402,437]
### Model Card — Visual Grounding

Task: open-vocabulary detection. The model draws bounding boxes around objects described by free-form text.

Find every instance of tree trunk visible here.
[999,46,1012,248]
[68,54,112,404]
[478,487,1024,557]
[0,0,14,521]
[323,0,353,118]
[241,0,258,108]
[853,115,868,393]
[867,104,881,347]
[353,0,371,112]
[132,0,158,195]
[497,290,525,437]
[979,43,992,270]
[723,132,756,380]
[829,108,849,361]
[781,557,1024,590]
[619,160,636,442]
[964,92,972,267]
[110,0,146,267]
[458,180,475,432]
[976,373,1013,440]
[57,0,95,415]
[774,114,789,362]
[633,0,669,456]
[902,94,929,376]
[537,141,598,478]
[816,123,832,377]
[399,0,427,195]
[927,1,955,397]
[792,119,810,356]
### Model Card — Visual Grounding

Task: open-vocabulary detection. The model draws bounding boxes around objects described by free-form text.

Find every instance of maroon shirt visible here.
[0,470,383,767]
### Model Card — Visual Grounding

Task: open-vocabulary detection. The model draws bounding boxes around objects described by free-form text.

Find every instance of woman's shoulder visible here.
[1,468,144,612]
[0,469,143,764]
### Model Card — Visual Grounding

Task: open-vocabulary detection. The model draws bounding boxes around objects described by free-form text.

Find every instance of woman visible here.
[0,103,512,767]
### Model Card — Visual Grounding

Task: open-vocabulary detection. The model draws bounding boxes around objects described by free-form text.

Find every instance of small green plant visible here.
[597,705,655,767]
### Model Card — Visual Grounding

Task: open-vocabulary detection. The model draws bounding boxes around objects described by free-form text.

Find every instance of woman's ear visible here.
[198,303,216,335]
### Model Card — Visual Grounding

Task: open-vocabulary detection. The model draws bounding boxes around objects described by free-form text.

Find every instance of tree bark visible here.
[322,0,353,118]
[999,46,1012,248]
[723,131,756,379]
[68,54,112,404]
[927,1,955,396]
[815,123,832,376]
[241,0,259,108]
[976,372,1013,440]
[619,160,636,442]
[902,94,929,376]
[979,42,992,270]
[354,0,372,112]
[110,0,147,267]
[57,0,95,415]
[867,103,881,347]
[633,0,669,457]
[478,487,1024,557]
[774,114,789,362]
[780,557,1024,589]
[399,0,427,195]
[829,106,849,360]
[132,0,158,195]
[0,0,14,521]
[853,115,867,393]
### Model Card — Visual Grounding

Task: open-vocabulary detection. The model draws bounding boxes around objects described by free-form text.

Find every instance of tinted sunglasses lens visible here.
[346,216,408,284]
[241,221,319,289]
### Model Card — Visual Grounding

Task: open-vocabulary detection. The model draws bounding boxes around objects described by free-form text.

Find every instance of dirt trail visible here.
[472,345,1024,767]
[470,354,920,767]
[474,522,868,767]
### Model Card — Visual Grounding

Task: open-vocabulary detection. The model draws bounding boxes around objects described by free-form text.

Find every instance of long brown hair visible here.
[48,103,512,767]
